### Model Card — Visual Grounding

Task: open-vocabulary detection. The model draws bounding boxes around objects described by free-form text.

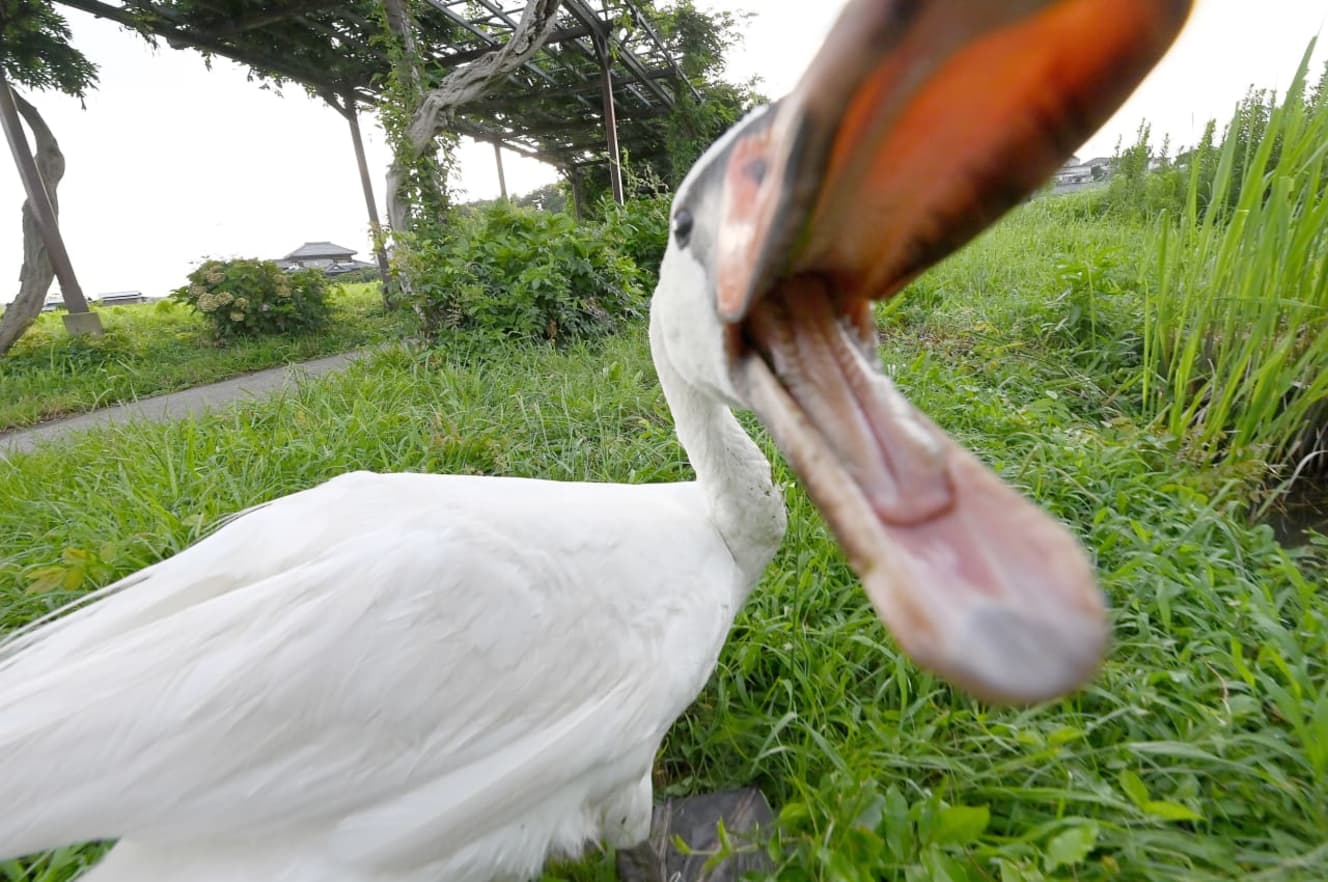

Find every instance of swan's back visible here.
[0,471,746,882]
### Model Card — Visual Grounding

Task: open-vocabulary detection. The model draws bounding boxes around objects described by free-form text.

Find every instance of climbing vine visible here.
[377,0,457,240]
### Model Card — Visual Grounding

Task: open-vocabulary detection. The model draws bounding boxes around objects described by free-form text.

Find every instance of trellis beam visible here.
[494,143,508,199]
[340,94,391,286]
[563,0,674,107]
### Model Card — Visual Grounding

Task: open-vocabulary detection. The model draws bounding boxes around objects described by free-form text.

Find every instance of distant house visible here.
[1082,157,1115,179]
[41,291,155,312]
[1051,155,1116,193]
[97,290,149,306]
[276,241,377,276]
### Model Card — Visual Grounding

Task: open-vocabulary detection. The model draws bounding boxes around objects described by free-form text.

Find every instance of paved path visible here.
[1,350,371,458]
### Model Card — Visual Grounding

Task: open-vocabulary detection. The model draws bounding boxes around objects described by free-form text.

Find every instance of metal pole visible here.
[343,94,391,285]
[494,143,508,200]
[593,33,624,205]
[0,78,101,335]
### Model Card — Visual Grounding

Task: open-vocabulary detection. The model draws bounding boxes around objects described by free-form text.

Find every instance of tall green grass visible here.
[1142,44,1328,488]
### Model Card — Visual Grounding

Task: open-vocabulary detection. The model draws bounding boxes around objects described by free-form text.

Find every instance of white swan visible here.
[0,2,1192,880]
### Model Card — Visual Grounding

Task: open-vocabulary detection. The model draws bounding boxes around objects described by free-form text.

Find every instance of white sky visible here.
[2,1,1325,304]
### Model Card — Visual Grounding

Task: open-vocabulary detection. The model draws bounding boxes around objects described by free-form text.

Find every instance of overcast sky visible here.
[2,1,1325,304]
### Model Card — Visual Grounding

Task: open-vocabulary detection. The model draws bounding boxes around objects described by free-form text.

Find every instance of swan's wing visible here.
[0,476,727,866]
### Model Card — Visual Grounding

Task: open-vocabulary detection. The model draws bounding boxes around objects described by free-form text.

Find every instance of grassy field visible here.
[0,283,406,433]
[1,197,1324,882]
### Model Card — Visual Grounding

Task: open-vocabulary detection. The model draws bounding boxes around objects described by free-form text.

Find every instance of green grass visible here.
[1,237,1324,882]
[1142,45,1328,485]
[0,283,407,433]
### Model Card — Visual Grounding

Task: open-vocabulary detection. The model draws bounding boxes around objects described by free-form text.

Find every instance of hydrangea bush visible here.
[173,259,331,340]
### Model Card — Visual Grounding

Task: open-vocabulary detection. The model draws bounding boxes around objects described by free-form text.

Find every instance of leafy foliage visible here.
[513,182,568,214]
[397,202,645,344]
[1029,247,1144,384]
[655,2,765,183]
[1031,45,1328,497]
[0,0,97,98]
[598,192,671,291]
[1101,123,1185,220]
[172,259,332,340]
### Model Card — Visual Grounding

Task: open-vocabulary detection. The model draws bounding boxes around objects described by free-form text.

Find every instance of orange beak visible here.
[720,0,1192,704]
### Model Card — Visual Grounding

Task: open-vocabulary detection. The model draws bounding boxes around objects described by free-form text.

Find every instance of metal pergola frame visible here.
[5,0,695,331]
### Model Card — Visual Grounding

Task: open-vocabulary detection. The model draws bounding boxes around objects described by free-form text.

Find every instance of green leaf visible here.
[26,566,67,595]
[922,844,971,882]
[882,785,913,859]
[1119,769,1150,807]
[1043,822,1099,873]
[1048,726,1086,746]
[1118,771,1203,820]
[61,546,92,564]
[1142,800,1204,822]
[932,805,990,846]
[62,566,86,590]
[999,860,1047,882]
[854,792,887,831]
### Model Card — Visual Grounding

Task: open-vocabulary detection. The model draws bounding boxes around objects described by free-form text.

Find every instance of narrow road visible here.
[0,350,370,458]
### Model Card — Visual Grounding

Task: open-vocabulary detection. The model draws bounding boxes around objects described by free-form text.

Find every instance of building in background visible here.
[276,242,377,276]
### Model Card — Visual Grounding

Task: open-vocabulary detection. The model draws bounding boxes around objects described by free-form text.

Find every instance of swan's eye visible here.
[672,209,694,247]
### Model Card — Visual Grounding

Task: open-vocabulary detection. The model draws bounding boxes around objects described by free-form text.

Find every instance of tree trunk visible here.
[385,0,564,234]
[0,91,65,357]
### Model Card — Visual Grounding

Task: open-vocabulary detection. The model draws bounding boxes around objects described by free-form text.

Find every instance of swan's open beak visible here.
[725,0,1192,704]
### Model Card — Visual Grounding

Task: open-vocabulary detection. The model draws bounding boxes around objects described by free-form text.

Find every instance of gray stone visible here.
[616,788,775,882]
[61,311,104,336]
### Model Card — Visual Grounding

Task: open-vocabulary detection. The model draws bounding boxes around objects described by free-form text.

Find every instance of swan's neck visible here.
[649,315,787,593]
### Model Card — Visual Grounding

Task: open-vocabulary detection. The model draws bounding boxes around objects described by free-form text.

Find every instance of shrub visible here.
[600,194,671,291]
[398,201,645,345]
[330,266,382,285]
[173,259,331,340]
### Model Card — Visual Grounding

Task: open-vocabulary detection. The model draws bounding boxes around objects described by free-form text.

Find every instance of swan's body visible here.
[0,2,1191,880]
[0,470,775,881]
[1,298,785,881]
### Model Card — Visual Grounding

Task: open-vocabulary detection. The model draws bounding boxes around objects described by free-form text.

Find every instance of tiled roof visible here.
[284,241,356,260]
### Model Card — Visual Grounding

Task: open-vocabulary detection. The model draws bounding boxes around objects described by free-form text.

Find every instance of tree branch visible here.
[407,0,563,153]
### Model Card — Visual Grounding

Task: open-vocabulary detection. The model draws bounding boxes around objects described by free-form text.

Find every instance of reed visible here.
[1142,43,1328,493]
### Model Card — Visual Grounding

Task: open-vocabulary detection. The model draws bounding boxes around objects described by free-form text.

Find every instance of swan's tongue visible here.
[739,278,1106,705]
[745,279,953,525]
